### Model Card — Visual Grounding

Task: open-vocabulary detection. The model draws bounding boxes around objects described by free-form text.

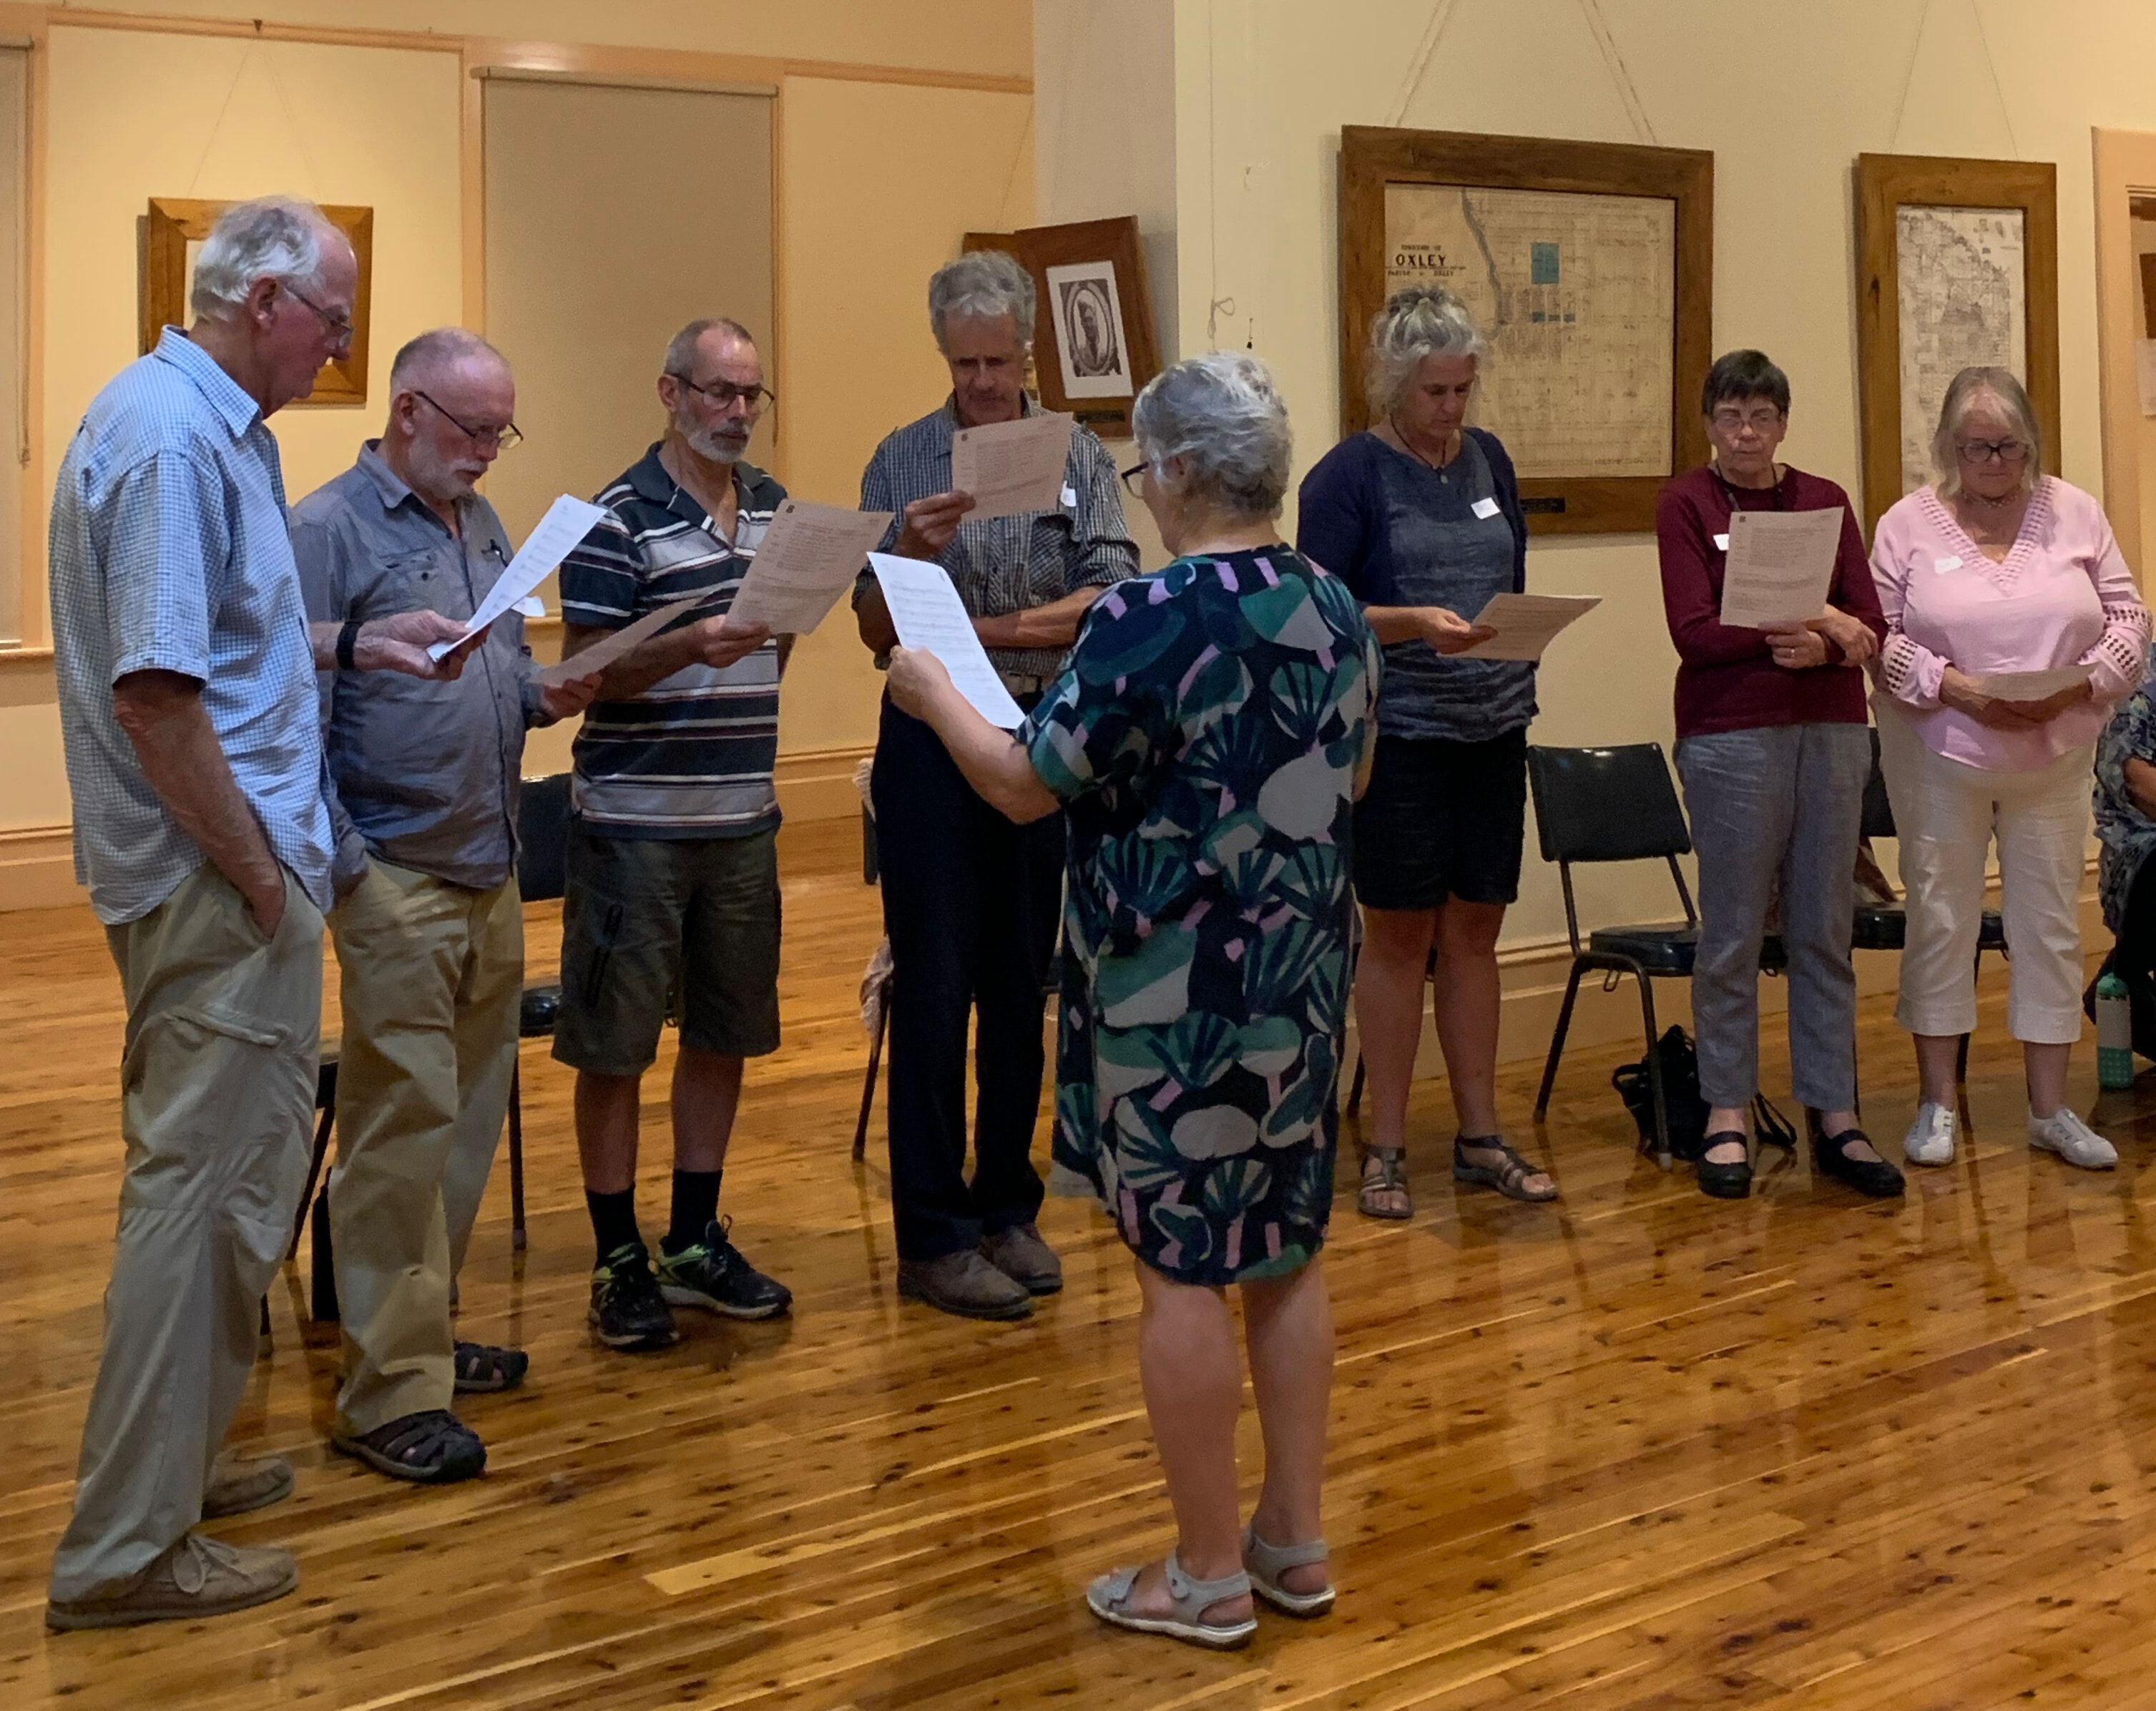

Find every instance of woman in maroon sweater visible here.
[1655,350,1900,1200]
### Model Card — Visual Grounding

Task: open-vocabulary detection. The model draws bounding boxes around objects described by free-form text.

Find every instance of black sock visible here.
[665,1170,721,1253]
[587,1190,641,1265]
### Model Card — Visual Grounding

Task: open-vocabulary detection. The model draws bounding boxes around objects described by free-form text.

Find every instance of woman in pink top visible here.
[1871,366,2150,1172]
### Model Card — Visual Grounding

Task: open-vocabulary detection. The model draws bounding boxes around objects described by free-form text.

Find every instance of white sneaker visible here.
[1902,1102,1957,1166]
[2028,1109,2119,1171]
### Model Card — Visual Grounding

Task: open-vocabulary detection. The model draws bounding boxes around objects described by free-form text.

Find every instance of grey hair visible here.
[1364,284,1486,416]
[1931,365,2043,496]
[928,250,1035,350]
[190,195,342,318]
[663,317,756,377]
[388,327,506,393]
[1132,351,1293,521]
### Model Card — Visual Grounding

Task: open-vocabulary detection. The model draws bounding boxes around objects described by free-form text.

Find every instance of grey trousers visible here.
[1675,723,1871,1112]
[50,863,323,1602]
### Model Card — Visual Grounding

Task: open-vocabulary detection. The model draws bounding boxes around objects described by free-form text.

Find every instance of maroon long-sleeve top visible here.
[1655,463,1887,739]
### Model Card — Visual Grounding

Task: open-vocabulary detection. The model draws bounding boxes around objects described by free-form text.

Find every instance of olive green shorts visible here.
[552,825,781,1074]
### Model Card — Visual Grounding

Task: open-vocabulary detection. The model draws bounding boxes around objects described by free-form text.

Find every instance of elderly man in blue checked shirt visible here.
[852,250,1138,1322]
[44,197,471,1632]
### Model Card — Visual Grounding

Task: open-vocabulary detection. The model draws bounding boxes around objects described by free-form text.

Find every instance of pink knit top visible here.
[1870,478,2150,771]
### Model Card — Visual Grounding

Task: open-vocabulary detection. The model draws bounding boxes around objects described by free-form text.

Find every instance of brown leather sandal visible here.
[1356,1145,1413,1220]
[1452,1136,1559,1202]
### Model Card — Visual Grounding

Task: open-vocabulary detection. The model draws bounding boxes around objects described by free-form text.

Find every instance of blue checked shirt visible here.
[855,396,1137,682]
[51,328,333,924]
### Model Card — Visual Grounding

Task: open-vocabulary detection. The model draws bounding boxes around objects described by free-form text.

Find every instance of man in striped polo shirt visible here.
[554,317,791,1352]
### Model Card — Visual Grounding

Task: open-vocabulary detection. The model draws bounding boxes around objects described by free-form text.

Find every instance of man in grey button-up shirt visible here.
[292,329,598,1486]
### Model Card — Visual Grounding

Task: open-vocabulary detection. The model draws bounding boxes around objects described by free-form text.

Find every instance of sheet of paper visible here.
[1972,665,2094,702]
[949,412,1074,520]
[725,499,893,633]
[869,551,1026,728]
[2138,340,2156,416]
[429,494,612,659]
[1457,593,1602,662]
[534,587,725,688]
[1717,507,1843,629]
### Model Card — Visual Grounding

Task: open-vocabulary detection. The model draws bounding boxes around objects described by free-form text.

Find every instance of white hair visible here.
[1132,351,1293,521]
[388,327,506,394]
[1931,365,2043,497]
[1365,285,1486,416]
[663,317,756,377]
[928,250,1035,350]
[190,195,342,319]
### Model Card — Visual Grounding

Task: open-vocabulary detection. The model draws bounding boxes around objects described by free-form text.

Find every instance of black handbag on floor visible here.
[1612,1026,1712,1160]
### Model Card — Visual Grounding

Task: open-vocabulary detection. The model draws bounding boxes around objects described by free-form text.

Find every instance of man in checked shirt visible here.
[853,250,1137,1320]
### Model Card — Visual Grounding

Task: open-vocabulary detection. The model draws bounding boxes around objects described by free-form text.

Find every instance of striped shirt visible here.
[559,444,784,839]
[50,327,333,923]
[856,397,1137,682]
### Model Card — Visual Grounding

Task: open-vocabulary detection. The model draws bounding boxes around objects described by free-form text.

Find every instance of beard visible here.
[679,412,750,464]
[407,436,479,505]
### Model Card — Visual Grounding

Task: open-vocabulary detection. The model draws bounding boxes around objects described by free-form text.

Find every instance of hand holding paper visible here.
[869,551,1025,727]
[1457,594,1601,662]
[727,499,893,633]
[949,413,1074,520]
[428,493,611,660]
[536,586,748,688]
[1971,665,2093,705]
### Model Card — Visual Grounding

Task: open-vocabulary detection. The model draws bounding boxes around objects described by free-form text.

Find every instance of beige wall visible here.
[1157,0,2156,973]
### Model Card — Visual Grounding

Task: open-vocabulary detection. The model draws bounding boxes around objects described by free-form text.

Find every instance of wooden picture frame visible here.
[1338,125,1713,536]
[1854,153,2058,536]
[139,197,375,406]
[963,216,1160,438]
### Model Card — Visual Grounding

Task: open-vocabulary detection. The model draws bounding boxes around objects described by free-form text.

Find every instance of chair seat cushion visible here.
[520,983,561,1036]
[1584,923,1787,976]
[1852,903,2006,953]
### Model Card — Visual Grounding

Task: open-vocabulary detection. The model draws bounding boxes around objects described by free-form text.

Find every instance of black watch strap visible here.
[336,619,362,672]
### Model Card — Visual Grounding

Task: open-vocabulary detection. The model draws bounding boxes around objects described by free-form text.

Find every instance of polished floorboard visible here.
[6,819,2156,1709]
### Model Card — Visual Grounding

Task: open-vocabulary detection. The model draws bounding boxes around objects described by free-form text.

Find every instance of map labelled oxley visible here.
[1895,205,2027,496]
[1383,183,1676,479]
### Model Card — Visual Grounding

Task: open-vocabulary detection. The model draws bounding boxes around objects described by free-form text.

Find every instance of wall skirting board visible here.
[0,743,878,914]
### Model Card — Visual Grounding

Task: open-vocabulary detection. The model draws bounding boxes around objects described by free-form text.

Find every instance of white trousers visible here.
[1877,707,2091,1044]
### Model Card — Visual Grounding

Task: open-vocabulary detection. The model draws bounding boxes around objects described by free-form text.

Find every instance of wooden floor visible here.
[7,820,2156,1709]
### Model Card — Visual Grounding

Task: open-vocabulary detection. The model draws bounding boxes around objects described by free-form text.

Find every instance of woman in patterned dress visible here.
[2092,677,2156,1059]
[886,352,1379,1651]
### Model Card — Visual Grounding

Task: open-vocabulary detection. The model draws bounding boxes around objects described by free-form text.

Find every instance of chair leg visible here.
[1632,974,1672,1170]
[1346,1051,1366,1117]
[508,1060,527,1253]
[854,987,890,1164]
[1957,947,1984,1086]
[288,1098,335,1263]
[310,1187,339,1323]
[1534,960,1589,1121]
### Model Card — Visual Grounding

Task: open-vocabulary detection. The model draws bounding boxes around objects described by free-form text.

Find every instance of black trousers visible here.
[2099,856,2156,1058]
[871,697,1064,1261]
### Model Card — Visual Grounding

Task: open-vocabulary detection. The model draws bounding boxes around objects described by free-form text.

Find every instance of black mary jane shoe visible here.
[1695,1131,1753,1200]
[1807,1112,1906,1199]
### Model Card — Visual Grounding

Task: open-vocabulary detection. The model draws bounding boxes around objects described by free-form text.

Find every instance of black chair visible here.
[1851,727,2006,1084]
[286,775,567,1319]
[1526,742,1783,1168]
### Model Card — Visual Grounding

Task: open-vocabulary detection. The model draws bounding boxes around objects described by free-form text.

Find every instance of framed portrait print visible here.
[1853,153,2059,536]
[1338,126,1714,535]
[139,196,375,407]
[964,216,1160,438]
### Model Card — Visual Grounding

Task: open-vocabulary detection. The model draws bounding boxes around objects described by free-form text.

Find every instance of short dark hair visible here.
[1701,349,1790,418]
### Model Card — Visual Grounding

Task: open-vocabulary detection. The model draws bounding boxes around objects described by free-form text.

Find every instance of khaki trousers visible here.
[327,860,521,1436]
[49,863,323,1603]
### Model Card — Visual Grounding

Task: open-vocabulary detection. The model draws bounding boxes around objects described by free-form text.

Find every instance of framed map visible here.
[1855,155,2058,536]
[1340,127,1714,535]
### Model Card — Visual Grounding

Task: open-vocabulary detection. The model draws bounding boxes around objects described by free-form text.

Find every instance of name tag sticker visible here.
[1060,484,1078,508]
[512,594,547,617]
[1712,532,1730,551]
[1471,496,1501,520]
[1932,555,1962,574]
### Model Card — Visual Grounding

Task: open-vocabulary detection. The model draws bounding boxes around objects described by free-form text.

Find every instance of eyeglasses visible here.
[668,372,775,416]
[1120,459,1150,498]
[1710,407,1783,433]
[413,389,524,452]
[282,282,355,352]
[1956,438,2029,465]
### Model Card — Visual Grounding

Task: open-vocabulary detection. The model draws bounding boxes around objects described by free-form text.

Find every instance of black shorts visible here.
[1351,730,1528,911]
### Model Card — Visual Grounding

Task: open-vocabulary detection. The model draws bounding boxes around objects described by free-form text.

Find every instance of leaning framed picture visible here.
[963,216,1160,438]
[1338,125,1714,536]
[1853,153,2059,536]
[138,195,375,406]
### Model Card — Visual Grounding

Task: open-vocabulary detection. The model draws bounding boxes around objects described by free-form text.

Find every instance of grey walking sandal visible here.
[1085,1551,1258,1649]
[1243,1523,1334,1617]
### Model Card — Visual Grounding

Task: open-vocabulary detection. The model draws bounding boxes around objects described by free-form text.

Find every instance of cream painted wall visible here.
[775,75,1034,754]
[1162,0,2156,959]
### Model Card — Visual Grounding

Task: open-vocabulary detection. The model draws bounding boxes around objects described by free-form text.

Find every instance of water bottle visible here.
[2095,971,2135,1089]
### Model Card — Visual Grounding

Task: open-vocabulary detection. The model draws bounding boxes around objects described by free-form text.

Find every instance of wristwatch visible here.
[336,619,362,671]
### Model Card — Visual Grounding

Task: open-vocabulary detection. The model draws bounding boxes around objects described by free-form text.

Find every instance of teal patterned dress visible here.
[1019,546,1381,1285]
